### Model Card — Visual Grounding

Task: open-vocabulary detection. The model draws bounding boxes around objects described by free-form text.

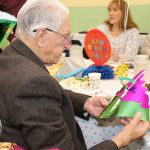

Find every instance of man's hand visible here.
[83,96,108,117]
[112,112,150,148]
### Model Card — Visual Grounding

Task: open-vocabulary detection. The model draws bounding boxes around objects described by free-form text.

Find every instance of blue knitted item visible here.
[82,65,114,79]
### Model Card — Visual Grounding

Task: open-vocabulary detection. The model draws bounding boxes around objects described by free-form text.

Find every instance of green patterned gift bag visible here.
[0,11,17,49]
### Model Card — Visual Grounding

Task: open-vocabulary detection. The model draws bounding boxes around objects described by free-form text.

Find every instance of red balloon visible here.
[84,29,111,65]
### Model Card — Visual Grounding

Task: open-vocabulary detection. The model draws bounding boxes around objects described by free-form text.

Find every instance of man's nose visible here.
[64,41,71,50]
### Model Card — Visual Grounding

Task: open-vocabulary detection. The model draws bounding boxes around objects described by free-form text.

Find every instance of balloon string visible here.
[123,0,130,54]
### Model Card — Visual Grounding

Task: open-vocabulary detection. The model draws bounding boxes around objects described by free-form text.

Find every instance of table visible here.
[73,78,150,150]
[59,57,150,149]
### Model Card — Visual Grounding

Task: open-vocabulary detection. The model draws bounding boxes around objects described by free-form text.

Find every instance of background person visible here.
[97,0,140,62]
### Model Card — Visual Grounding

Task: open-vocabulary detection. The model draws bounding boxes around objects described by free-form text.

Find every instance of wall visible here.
[60,0,150,7]
[60,0,150,33]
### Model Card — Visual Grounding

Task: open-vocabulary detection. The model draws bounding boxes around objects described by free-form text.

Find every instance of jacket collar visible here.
[10,38,48,72]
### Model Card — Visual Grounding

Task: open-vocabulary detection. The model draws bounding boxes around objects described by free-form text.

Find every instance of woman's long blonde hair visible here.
[104,0,138,30]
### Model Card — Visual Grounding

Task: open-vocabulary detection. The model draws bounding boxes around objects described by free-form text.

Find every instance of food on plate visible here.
[0,142,16,150]
[59,77,89,89]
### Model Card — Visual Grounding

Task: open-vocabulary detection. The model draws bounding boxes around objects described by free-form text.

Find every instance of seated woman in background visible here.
[97,0,140,62]
[139,33,150,58]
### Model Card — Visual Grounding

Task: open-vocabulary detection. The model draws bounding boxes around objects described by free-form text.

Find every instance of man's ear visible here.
[35,29,47,47]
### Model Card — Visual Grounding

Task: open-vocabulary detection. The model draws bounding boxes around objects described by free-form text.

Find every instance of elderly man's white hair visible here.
[16,0,69,37]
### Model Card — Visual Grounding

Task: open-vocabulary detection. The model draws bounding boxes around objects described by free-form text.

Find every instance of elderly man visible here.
[0,0,149,150]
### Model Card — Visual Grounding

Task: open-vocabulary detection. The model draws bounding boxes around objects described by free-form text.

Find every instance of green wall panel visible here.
[131,5,150,33]
[69,5,150,33]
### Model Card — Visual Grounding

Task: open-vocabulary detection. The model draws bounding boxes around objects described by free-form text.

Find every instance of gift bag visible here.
[99,70,150,121]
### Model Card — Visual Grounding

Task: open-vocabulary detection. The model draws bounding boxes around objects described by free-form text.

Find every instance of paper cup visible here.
[134,55,149,74]
[134,55,149,61]
[88,73,101,91]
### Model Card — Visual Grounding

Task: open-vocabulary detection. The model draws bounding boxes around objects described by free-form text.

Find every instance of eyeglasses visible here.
[33,28,73,45]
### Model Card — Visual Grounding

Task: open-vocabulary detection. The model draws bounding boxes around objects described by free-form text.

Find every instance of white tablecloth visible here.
[60,57,150,149]
[73,78,150,150]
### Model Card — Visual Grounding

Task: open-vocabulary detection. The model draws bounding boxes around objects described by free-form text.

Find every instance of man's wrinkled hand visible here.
[112,112,150,148]
[83,96,108,117]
